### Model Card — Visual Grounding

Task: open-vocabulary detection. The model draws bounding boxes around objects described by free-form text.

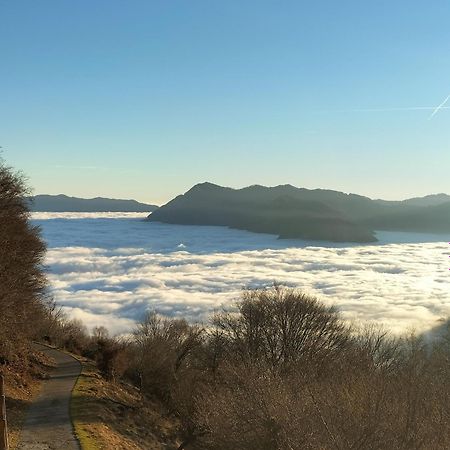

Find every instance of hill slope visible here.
[72,357,181,449]
[29,194,158,212]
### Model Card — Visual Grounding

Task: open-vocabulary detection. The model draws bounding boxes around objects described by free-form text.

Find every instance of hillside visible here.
[148,183,377,242]
[71,356,181,449]
[29,194,158,212]
[148,182,450,242]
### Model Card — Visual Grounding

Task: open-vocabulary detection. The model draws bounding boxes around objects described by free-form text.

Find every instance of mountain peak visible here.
[186,182,226,194]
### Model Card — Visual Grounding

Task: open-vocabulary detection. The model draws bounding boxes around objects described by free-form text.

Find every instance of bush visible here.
[131,312,204,401]
[92,327,129,381]
[191,288,450,449]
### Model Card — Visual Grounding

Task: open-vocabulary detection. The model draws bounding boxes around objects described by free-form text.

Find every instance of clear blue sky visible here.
[1,1,449,204]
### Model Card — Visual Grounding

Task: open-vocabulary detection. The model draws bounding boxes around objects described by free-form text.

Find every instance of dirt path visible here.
[17,344,81,450]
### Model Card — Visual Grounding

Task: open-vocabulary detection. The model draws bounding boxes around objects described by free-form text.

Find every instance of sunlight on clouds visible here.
[33,213,450,335]
[43,241,450,335]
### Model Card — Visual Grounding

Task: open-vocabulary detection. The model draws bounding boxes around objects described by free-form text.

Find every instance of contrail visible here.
[428,94,450,119]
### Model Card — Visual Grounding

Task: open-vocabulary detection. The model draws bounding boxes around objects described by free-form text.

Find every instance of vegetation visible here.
[58,286,450,450]
[0,160,61,447]
[0,160,50,363]
[71,356,180,449]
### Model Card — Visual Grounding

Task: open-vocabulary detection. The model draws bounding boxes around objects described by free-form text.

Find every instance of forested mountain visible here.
[148,182,450,242]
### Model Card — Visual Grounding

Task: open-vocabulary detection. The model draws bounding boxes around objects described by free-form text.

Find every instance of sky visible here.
[1,1,450,204]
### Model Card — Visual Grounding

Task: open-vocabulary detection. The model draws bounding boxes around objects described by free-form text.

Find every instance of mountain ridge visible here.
[29,194,158,212]
[147,182,450,242]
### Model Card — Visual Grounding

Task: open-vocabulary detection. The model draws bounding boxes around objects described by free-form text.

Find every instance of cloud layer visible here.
[33,213,450,335]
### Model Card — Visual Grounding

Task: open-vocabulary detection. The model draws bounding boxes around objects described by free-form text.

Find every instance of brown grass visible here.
[71,357,181,449]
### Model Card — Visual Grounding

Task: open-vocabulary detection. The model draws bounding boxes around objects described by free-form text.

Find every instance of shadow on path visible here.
[17,344,81,450]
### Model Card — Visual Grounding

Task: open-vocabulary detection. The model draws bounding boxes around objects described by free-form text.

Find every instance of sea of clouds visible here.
[32,212,450,336]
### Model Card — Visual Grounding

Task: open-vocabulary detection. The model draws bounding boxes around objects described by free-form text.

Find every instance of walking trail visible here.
[17,344,81,450]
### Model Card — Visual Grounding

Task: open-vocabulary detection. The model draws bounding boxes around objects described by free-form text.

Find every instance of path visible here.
[17,344,81,450]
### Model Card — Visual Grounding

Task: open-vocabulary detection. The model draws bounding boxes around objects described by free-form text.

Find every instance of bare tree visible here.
[212,286,351,374]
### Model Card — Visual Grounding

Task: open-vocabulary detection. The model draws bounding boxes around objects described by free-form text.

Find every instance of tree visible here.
[132,311,204,399]
[212,286,351,374]
[0,160,48,362]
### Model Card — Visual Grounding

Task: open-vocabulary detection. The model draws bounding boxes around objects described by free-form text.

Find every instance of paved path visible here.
[17,344,81,450]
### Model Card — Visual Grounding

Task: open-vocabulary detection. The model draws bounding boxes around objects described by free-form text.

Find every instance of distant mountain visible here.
[29,194,158,212]
[147,182,450,242]
[361,201,450,234]
[375,193,450,208]
[401,193,450,207]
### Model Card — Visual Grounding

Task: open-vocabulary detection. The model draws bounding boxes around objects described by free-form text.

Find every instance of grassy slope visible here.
[71,358,181,450]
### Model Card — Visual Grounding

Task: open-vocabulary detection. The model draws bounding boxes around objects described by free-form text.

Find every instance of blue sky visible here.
[1,1,449,204]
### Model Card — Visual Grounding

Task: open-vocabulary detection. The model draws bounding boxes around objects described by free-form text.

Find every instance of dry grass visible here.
[71,358,181,450]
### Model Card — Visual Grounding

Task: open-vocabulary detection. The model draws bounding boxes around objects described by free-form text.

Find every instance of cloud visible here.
[34,214,450,336]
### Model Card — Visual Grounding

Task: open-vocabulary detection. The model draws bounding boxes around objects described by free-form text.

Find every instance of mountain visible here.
[401,193,450,207]
[29,194,158,212]
[147,183,377,242]
[147,182,450,242]
[361,201,450,233]
[375,193,450,208]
